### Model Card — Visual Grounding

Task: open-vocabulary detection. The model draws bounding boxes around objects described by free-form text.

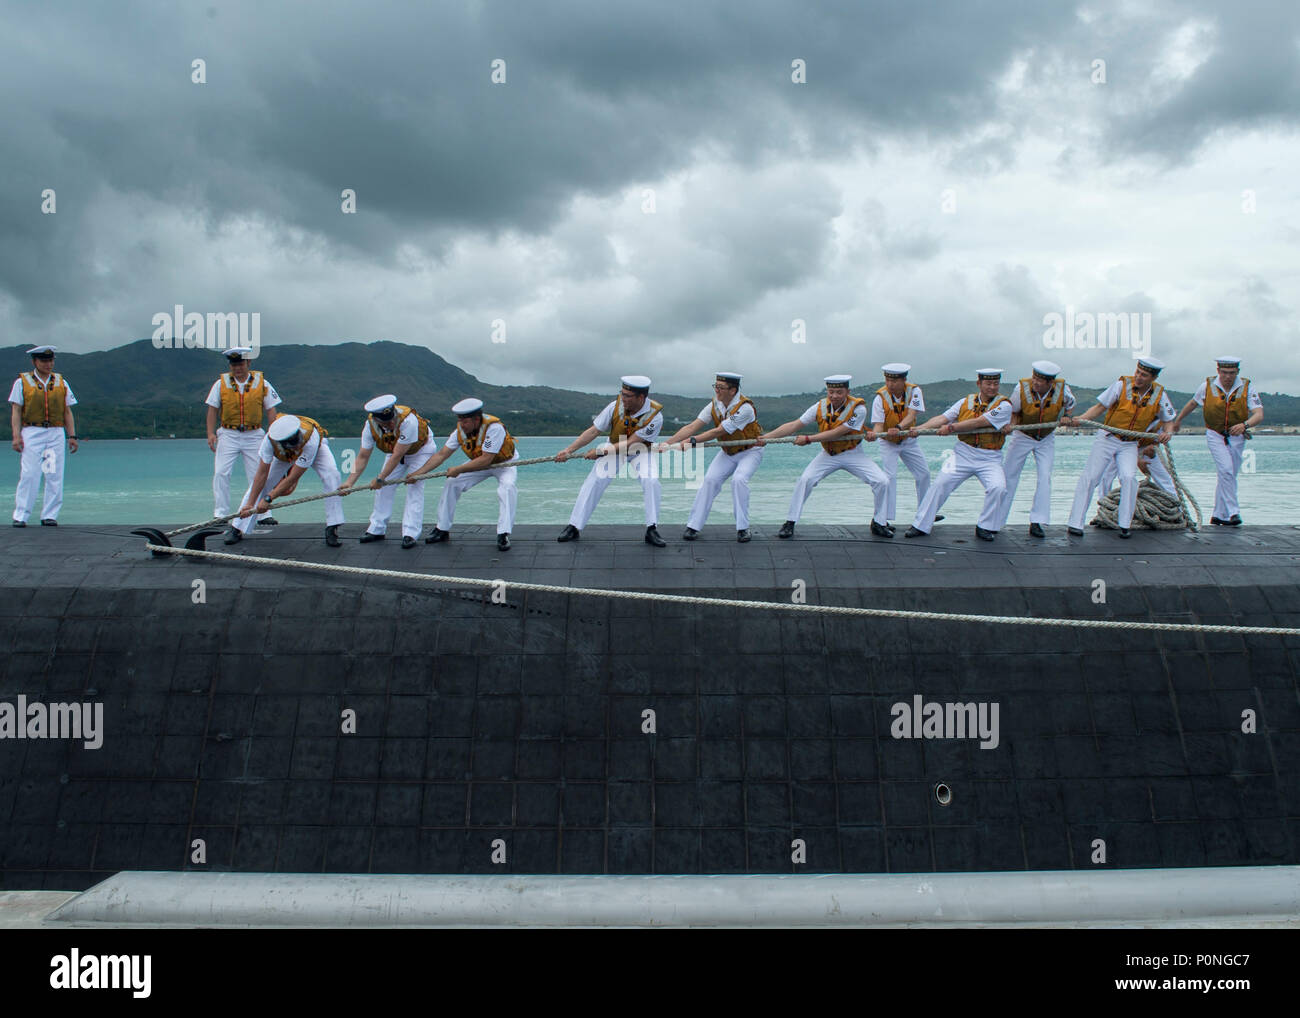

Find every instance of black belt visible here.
[223,426,257,432]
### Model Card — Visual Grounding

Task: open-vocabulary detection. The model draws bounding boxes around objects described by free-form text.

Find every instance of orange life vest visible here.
[1201,377,1251,435]
[218,371,267,430]
[1017,378,1065,442]
[957,393,1012,451]
[368,406,430,459]
[816,396,867,455]
[1103,376,1166,441]
[19,372,67,427]
[610,398,663,444]
[876,383,917,444]
[270,415,328,463]
[458,414,516,464]
[710,396,762,455]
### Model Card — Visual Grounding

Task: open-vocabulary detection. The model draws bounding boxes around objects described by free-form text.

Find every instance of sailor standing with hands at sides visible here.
[555,376,667,546]
[993,360,1075,538]
[1066,356,1175,539]
[657,372,763,543]
[871,363,936,528]
[10,345,78,527]
[1170,356,1263,526]
[338,395,436,549]
[760,374,893,539]
[226,414,345,547]
[904,369,1012,542]
[204,347,281,525]
[408,398,519,551]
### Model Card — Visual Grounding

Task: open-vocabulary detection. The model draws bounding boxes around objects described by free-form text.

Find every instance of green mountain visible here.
[6,340,1296,438]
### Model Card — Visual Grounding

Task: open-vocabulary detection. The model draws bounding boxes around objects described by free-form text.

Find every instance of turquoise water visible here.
[7,434,1298,527]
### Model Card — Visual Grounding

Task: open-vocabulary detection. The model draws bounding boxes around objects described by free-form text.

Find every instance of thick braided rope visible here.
[144,543,1300,638]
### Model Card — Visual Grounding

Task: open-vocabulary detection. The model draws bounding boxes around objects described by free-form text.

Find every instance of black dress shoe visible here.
[425,528,450,544]
[324,525,341,547]
[497,533,511,551]
[870,520,894,538]
[904,526,926,538]
[1210,516,1227,525]
[682,527,699,541]
[934,515,945,522]
[259,517,278,526]
[12,520,25,528]
[401,536,417,549]
[557,525,580,542]
[1228,515,1243,526]
[359,531,385,543]
[645,525,666,547]
[1118,527,1131,539]
[777,521,795,539]
[736,529,751,543]
[1028,522,1045,538]
[975,525,995,541]
[1067,526,1084,536]
[40,518,57,526]
[224,527,243,545]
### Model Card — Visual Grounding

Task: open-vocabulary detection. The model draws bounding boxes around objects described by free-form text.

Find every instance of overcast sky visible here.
[3,0,1298,395]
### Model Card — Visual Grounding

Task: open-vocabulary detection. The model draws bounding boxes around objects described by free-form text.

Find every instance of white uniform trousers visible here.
[213,427,269,519]
[569,448,660,529]
[687,446,763,531]
[1096,442,1175,502]
[995,431,1056,528]
[786,446,890,525]
[367,440,437,538]
[234,438,344,534]
[436,454,519,534]
[1069,433,1150,530]
[877,437,931,522]
[13,426,66,523]
[1206,430,1246,519]
[912,442,1006,533]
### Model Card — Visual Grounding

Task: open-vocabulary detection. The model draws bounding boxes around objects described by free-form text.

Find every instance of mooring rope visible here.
[143,543,1300,637]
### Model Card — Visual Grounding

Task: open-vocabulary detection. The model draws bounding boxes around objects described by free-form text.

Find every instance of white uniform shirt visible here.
[1192,377,1263,409]
[204,374,282,412]
[361,413,424,451]
[593,398,663,443]
[8,374,79,407]
[1008,383,1076,415]
[941,396,1014,430]
[444,420,508,454]
[258,429,321,469]
[799,399,867,431]
[1095,379,1176,432]
[696,394,756,434]
[870,386,925,425]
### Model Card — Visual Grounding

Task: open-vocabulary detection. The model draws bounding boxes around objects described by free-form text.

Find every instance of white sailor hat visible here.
[1215,355,1241,367]
[881,363,910,377]
[824,374,852,386]
[365,394,398,417]
[1136,356,1165,374]
[620,375,652,392]
[224,347,254,360]
[27,345,57,357]
[452,397,485,416]
[976,367,1003,378]
[1031,360,1061,378]
[268,415,302,442]
[715,372,742,384]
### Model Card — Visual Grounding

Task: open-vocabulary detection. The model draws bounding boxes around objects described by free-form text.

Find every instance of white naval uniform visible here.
[870,386,929,522]
[994,382,1076,528]
[436,421,519,535]
[9,373,76,524]
[1193,377,1262,520]
[1098,447,1175,498]
[569,398,664,529]
[786,400,890,525]
[686,395,763,531]
[204,374,282,517]
[362,415,438,539]
[912,397,1013,533]
[1067,380,1176,531]
[233,429,344,534]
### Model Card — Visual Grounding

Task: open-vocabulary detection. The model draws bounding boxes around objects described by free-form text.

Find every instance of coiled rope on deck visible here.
[142,543,1300,638]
